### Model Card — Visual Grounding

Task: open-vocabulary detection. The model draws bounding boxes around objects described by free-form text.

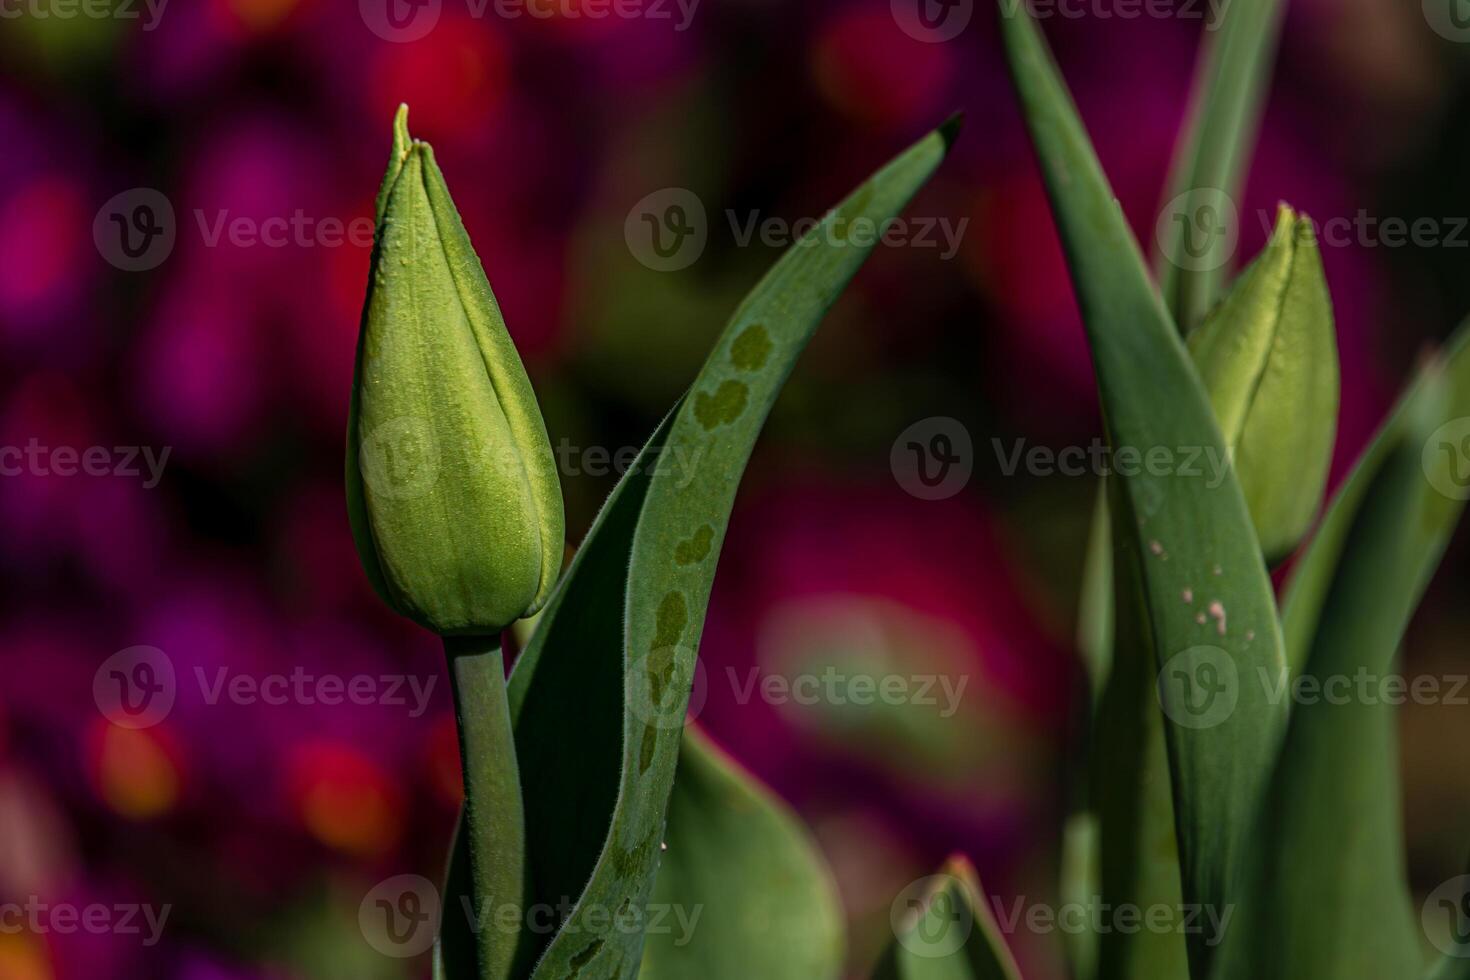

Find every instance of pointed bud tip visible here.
[391,104,413,161]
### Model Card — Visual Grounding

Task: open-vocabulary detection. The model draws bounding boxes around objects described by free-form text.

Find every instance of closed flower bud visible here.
[1188,204,1339,563]
[346,106,564,636]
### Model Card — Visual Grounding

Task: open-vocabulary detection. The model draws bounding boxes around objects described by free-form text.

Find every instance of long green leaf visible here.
[997,6,1288,975]
[1209,324,1470,980]
[1155,0,1287,331]
[501,122,957,978]
[1072,0,1289,967]
[1076,209,1336,980]
[640,726,844,979]
[873,856,1022,980]
[1087,483,1189,980]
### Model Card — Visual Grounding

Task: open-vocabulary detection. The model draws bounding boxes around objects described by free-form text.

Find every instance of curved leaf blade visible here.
[506,123,957,979]
[640,726,844,980]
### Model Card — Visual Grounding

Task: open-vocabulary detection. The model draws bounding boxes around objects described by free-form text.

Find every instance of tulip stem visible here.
[445,634,529,980]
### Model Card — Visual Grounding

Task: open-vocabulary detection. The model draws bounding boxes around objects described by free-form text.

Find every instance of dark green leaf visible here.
[998,6,1289,974]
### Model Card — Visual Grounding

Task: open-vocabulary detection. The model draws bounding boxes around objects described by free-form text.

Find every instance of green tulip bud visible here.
[346,106,564,636]
[1188,204,1339,563]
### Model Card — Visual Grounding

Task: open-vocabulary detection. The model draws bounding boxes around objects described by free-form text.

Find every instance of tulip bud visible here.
[1188,204,1339,563]
[346,106,564,636]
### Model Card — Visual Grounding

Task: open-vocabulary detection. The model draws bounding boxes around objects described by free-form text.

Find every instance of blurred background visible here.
[1,0,1469,976]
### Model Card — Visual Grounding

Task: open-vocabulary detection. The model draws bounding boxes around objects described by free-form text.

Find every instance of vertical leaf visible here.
[1071,0,1289,967]
[997,6,1289,975]
[1155,0,1287,331]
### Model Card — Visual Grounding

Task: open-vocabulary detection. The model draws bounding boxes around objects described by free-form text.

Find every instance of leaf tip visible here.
[938,111,965,151]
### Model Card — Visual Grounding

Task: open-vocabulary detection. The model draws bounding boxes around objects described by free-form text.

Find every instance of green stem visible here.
[445,634,529,980]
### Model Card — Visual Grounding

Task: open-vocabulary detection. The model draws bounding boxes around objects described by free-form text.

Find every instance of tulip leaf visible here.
[1086,486,1190,980]
[639,726,844,980]
[1155,0,1286,331]
[1207,324,1470,980]
[500,121,957,979]
[998,5,1289,975]
[1071,0,1291,966]
[872,855,1022,980]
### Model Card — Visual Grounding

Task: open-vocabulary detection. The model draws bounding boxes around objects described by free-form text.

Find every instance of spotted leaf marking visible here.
[674,526,714,565]
[729,325,772,371]
[693,381,749,430]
